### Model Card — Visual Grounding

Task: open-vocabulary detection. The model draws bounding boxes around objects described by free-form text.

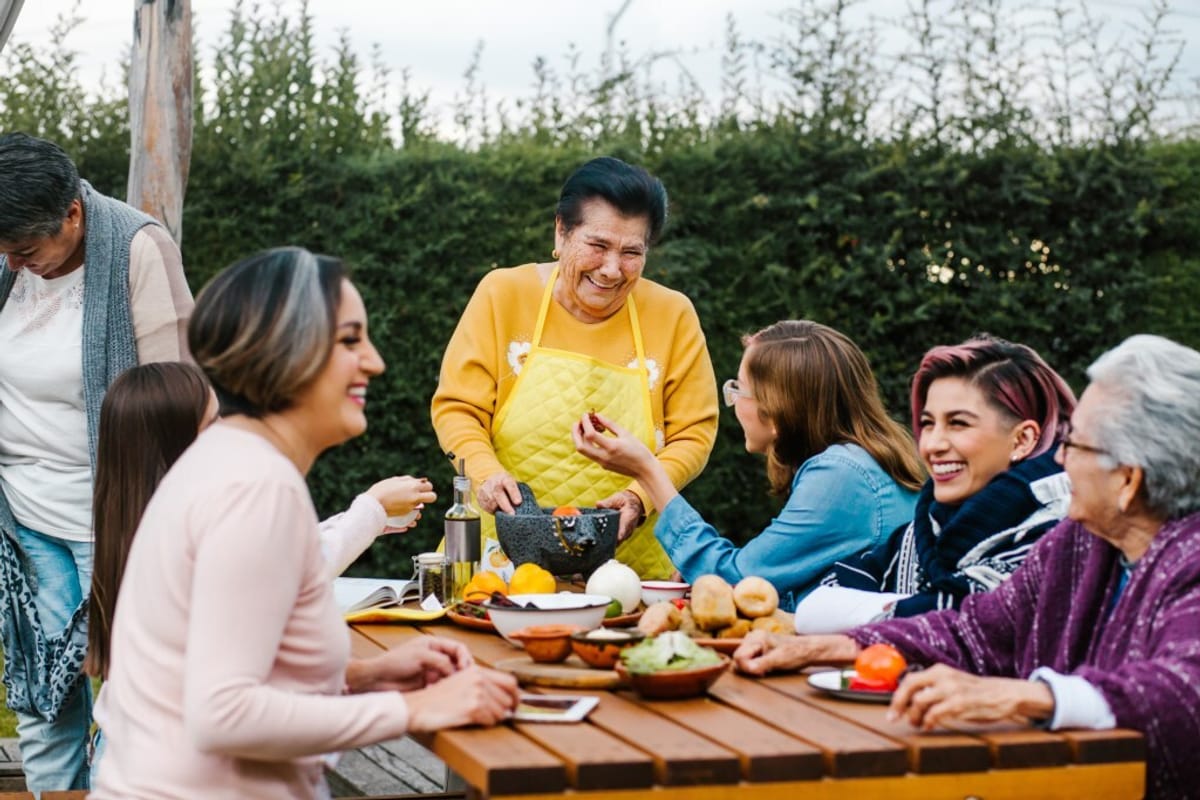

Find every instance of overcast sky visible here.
[5,0,1198,131]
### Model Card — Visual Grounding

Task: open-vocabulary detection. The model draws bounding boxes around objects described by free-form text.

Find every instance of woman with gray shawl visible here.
[736,334,1200,800]
[0,132,192,792]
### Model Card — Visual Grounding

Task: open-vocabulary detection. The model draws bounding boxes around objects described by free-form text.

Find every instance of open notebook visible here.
[333,577,446,622]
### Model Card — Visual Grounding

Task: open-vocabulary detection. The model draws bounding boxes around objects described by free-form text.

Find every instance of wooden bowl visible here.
[614,655,731,699]
[569,628,645,669]
[508,624,584,663]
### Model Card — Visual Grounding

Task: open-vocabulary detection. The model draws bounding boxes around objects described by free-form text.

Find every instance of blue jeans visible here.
[11,523,93,795]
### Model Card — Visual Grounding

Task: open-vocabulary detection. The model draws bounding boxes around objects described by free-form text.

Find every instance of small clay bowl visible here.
[569,627,645,669]
[508,624,584,663]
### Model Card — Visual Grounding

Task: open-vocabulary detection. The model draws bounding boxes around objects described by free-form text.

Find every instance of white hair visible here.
[1087,334,1200,519]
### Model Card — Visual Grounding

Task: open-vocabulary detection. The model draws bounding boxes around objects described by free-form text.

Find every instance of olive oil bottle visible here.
[444,474,481,603]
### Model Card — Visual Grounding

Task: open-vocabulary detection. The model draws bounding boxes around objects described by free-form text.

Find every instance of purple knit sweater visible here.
[851,511,1200,800]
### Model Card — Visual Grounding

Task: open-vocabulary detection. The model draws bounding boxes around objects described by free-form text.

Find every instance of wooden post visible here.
[127,0,192,244]
[0,0,26,55]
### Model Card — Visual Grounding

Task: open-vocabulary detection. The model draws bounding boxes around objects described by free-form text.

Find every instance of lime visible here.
[604,599,623,618]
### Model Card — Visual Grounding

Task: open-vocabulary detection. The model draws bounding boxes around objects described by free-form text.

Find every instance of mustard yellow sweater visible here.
[431,264,718,513]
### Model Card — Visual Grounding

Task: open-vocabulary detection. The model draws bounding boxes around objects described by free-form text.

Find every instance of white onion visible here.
[585,559,642,613]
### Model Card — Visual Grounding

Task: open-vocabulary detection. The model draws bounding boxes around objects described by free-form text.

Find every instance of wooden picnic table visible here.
[350,620,1146,800]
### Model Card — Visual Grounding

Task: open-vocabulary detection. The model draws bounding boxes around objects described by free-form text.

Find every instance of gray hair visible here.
[0,133,82,241]
[188,247,345,417]
[1087,334,1200,519]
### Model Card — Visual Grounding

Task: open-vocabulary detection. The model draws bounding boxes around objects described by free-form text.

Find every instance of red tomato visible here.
[854,643,907,690]
[552,505,582,516]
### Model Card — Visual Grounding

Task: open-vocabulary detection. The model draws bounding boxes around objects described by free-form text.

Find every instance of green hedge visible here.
[6,1,1198,577]
[164,131,1199,576]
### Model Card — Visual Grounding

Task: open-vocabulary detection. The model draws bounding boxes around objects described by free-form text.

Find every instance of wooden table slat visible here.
[1060,729,1147,764]
[628,690,825,782]
[708,673,909,778]
[562,688,742,786]
[513,713,655,790]
[968,728,1072,769]
[431,726,566,796]
[765,673,992,774]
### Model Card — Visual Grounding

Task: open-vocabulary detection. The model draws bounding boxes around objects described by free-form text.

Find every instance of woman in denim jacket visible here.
[574,320,923,611]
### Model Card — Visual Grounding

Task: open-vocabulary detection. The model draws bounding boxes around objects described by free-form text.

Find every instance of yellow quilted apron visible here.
[481,268,674,579]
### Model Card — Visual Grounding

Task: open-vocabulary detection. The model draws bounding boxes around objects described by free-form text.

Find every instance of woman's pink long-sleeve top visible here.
[91,425,411,799]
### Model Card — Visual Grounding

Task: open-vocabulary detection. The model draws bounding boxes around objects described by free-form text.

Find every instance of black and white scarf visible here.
[826,449,1070,618]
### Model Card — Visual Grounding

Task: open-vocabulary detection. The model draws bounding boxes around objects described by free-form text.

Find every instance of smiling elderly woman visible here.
[432,157,718,579]
[735,334,1200,800]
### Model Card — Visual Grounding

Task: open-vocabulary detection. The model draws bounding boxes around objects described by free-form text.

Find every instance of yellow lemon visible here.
[463,572,508,602]
[509,563,556,595]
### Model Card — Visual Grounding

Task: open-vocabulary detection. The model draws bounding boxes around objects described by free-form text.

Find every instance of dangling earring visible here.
[552,248,560,259]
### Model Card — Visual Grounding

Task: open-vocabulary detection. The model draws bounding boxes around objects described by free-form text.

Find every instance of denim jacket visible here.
[656,443,918,611]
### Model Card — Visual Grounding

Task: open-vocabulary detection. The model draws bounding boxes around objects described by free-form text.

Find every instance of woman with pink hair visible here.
[795,334,1076,630]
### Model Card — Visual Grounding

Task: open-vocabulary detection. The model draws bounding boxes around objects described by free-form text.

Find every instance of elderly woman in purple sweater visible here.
[734,334,1200,800]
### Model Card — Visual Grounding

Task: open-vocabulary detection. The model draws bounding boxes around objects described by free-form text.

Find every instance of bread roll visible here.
[716,619,752,639]
[690,575,737,631]
[677,605,699,636]
[733,576,779,618]
[637,601,681,636]
[751,615,787,634]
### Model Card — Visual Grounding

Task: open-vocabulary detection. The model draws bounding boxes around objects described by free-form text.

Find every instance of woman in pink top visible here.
[91,248,519,799]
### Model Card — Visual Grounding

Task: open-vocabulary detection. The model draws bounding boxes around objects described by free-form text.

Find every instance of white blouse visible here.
[0,264,91,539]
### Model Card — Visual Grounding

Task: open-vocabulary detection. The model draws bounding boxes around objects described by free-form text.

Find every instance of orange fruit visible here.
[552,505,581,516]
[463,572,508,602]
[854,643,907,689]
[509,562,556,595]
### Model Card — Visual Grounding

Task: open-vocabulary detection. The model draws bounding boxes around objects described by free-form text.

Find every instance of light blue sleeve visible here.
[655,450,903,611]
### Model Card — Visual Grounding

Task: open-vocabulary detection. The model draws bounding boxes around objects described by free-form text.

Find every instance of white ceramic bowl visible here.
[484,593,611,645]
[641,580,690,607]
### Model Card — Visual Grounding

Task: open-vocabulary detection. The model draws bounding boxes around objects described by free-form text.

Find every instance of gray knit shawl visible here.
[0,180,155,719]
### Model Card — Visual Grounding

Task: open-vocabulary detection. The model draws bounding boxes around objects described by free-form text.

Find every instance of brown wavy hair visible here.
[743,321,925,495]
[85,362,212,679]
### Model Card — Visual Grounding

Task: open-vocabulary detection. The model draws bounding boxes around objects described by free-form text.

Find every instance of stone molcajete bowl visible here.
[494,483,619,577]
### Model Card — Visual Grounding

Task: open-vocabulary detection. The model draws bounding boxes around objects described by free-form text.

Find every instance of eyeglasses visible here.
[722,378,753,408]
[1056,421,1109,458]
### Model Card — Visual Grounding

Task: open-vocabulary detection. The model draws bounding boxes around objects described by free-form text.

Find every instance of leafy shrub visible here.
[2,0,1198,575]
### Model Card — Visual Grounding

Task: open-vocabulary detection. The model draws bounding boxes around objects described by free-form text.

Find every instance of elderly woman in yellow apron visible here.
[431,157,719,579]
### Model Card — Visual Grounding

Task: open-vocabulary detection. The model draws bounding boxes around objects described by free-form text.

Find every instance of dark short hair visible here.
[0,132,82,241]
[910,334,1076,459]
[189,247,346,417]
[555,156,668,246]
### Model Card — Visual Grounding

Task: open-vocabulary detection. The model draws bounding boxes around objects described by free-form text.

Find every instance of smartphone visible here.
[511,694,599,723]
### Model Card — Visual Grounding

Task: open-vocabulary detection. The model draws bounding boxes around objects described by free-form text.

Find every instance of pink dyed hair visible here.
[910,334,1077,459]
